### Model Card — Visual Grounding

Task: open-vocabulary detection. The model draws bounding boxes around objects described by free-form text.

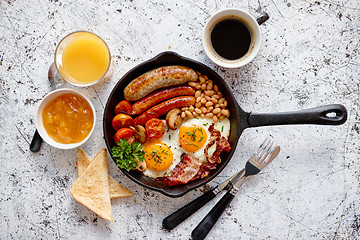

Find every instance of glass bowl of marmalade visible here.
[36,88,96,149]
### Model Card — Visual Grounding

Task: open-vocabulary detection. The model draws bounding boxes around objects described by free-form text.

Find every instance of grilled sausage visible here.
[133,96,196,125]
[124,66,198,101]
[131,85,195,115]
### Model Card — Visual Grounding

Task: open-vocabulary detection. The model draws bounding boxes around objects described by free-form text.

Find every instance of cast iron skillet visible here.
[103,51,347,198]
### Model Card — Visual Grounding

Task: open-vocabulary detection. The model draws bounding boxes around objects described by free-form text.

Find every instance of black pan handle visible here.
[248,104,347,127]
[162,189,216,230]
[30,129,43,152]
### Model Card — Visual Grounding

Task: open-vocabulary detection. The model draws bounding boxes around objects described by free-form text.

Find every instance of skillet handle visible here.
[248,104,347,127]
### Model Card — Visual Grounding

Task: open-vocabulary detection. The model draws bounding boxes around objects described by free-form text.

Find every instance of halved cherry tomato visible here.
[115,100,132,115]
[112,114,133,131]
[145,118,165,139]
[114,128,134,144]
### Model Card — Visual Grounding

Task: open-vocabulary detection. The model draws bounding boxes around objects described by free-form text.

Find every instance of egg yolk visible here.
[179,125,207,152]
[142,140,173,172]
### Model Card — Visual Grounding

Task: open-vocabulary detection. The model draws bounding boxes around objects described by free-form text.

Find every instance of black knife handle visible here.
[163,190,217,230]
[30,129,43,152]
[191,191,235,240]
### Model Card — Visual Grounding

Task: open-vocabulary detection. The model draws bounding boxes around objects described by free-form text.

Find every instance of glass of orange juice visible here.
[52,31,112,87]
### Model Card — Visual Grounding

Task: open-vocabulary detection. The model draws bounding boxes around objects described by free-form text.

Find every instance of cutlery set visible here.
[163,139,280,240]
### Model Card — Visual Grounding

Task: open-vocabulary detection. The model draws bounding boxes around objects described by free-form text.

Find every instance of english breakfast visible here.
[110,65,232,186]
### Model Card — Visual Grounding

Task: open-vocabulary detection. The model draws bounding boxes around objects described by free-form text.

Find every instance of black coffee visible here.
[210,18,251,60]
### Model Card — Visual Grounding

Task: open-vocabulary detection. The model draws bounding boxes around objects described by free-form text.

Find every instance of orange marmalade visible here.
[42,93,94,144]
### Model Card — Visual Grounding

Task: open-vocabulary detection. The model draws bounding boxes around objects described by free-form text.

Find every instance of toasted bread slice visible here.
[76,148,133,199]
[71,148,113,222]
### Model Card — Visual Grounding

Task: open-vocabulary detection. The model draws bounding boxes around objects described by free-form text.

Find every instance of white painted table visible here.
[1,0,359,239]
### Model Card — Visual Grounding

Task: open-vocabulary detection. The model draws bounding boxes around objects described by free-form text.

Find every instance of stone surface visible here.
[1,0,359,239]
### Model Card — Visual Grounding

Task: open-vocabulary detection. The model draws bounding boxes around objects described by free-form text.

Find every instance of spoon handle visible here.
[30,129,43,152]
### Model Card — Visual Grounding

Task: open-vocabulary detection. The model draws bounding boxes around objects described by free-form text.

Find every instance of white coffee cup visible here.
[202,9,269,68]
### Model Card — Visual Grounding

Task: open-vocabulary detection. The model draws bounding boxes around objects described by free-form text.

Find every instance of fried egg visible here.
[142,117,230,178]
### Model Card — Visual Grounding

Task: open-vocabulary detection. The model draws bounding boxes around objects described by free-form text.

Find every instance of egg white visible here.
[142,117,230,178]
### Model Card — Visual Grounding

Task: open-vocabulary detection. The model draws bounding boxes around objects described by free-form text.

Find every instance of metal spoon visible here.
[29,63,64,152]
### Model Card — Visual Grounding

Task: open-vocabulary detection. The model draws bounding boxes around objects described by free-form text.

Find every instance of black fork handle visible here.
[163,189,217,230]
[191,191,235,240]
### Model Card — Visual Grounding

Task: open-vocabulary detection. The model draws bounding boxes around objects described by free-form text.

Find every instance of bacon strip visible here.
[156,154,202,186]
[156,123,232,186]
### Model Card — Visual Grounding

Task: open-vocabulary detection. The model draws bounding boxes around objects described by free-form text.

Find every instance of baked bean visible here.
[201,107,207,113]
[218,98,225,104]
[214,85,219,92]
[185,110,194,118]
[213,115,218,122]
[195,102,202,108]
[204,90,215,96]
[182,107,188,111]
[215,103,220,108]
[188,82,197,87]
[219,115,226,120]
[206,82,213,90]
[211,97,218,103]
[212,94,220,99]
[201,84,207,90]
[219,104,225,108]
[195,90,201,98]
[200,113,205,118]
[193,111,199,117]
[189,106,195,112]
[205,113,213,118]
[204,75,208,80]
[221,109,230,117]
[196,96,202,103]
[196,71,202,76]
[217,112,221,118]
[195,108,202,115]
[205,101,213,108]
[205,96,211,101]
[223,101,228,107]
[208,106,214,112]
[199,76,206,83]
[201,98,207,104]
[213,108,221,114]
[195,83,201,89]
[181,112,186,118]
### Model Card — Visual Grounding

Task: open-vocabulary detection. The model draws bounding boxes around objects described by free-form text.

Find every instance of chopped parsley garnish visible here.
[186,143,199,147]
[221,126,224,132]
[111,139,145,171]
[185,130,197,141]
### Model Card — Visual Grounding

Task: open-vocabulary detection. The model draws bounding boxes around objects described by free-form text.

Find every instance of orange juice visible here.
[57,32,110,85]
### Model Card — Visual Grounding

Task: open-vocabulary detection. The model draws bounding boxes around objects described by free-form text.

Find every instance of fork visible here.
[191,139,280,240]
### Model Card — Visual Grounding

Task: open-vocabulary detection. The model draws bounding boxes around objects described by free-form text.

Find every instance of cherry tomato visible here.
[145,118,165,139]
[114,128,134,144]
[112,114,133,131]
[115,100,132,115]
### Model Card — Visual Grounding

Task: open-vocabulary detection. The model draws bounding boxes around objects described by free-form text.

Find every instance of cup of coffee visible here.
[202,9,269,68]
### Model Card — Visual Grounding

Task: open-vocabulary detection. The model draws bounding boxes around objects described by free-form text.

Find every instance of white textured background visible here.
[1,0,359,239]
